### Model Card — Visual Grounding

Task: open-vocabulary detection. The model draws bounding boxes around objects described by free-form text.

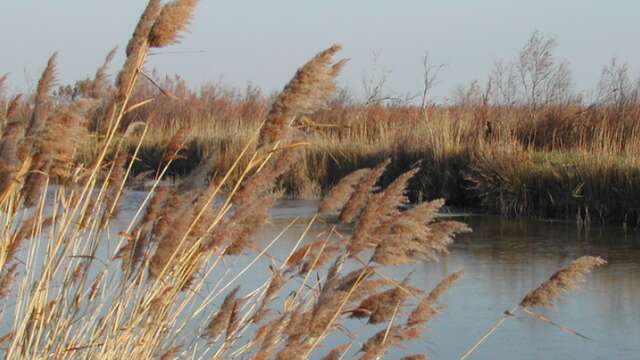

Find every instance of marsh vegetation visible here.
[0,1,620,359]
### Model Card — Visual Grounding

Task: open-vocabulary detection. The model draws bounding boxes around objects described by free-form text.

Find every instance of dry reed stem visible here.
[101,153,128,227]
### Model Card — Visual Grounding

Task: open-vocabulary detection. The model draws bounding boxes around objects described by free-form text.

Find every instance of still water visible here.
[262,200,640,360]
[8,192,638,359]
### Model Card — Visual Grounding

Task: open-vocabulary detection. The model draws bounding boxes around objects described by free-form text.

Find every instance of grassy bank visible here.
[5,76,640,224]
[99,92,640,225]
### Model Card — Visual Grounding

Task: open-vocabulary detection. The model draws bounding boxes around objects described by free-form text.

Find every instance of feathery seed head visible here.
[149,0,199,48]
[520,256,606,308]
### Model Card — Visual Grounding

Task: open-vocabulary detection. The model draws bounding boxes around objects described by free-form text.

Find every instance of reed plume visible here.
[0,74,6,95]
[406,271,463,329]
[5,94,22,120]
[205,286,240,340]
[371,201,470,266]
[374,166,420,218]
[126,0,161,56]
[27,52,57,137]
[460,257,606,360]
[426,270,463,303]
[147,192,196,278]
[253,315,288,360]
[401,355,427,360]
[117,0,160,103]
[116,186,168,275]
[0,265,18,298]
[350,280,411,324]
[158,345,182,360]
[258,45,345,147]
[0,120,27,196]
[318,168,371,214]
[149,0,198,48]
[520,256,607,308]
[8,216,52,263]
[252,269,285,323]
[339,159,390,224]
[91,47,117,98]
[223,193,276,255]
[162,127,188,163]
[359,326,406,360]
[23,100,91,206]
[233,149,301,206]
[348,166,418,255]
[320,344,350,360]
[286,239,340,274]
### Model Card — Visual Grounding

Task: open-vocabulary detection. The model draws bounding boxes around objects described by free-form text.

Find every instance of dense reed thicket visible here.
[0,2,608,359]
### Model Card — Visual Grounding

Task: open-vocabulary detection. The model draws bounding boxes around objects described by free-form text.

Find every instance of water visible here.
[6,192,640,359]
[261,200,640,360]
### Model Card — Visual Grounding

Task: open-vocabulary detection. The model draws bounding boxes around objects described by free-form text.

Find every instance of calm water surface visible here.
[9,192,638,359]
[262,200,640,360]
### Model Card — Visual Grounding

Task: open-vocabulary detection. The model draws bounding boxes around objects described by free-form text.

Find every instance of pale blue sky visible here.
[2,0,639,100]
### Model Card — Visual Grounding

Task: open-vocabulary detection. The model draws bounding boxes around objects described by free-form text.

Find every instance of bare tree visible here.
[453,80,483,106]
[362,50,393,105]
[419,52,446,114]
[516,31,572,107]
[597,57,639,107]
[489,59,519,106]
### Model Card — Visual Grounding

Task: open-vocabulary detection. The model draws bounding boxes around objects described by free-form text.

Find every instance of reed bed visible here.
[0,2,608,359]
[30,64,640,224]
